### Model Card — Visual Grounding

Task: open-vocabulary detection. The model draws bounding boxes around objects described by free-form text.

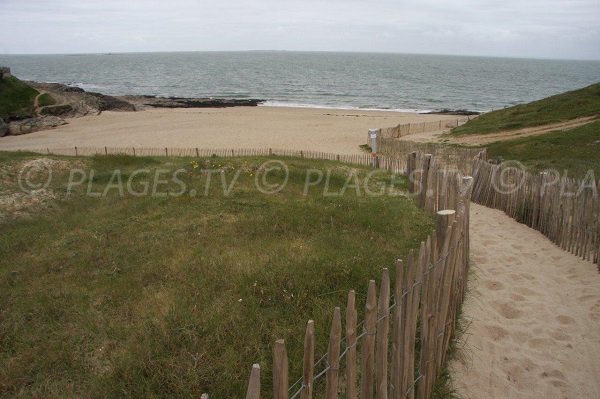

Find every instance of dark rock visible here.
[8,116,66,135]
[87,92,136,112]
[122,95,264,109]
[424,109,480,116]
[40,104,73,116]
[0,119,8,137]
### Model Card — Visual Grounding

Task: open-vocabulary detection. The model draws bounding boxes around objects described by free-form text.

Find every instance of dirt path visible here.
[450,204,600,398]
[451,116,597,146]
[399,116,597,145]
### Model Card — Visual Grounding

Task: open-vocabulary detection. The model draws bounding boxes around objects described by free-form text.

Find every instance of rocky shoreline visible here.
[1,76,266,137]
[120,95,264,110]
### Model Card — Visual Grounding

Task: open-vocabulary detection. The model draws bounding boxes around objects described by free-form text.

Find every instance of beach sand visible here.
[451,204,600,398]
[0,106,457,154]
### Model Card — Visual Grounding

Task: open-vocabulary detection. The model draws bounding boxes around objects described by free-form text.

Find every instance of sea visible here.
[1,51,599,113]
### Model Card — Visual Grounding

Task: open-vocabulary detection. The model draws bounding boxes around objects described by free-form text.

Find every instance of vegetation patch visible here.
[485,120,600,178]
[0,76,39,120]
[37,93,57,107]
[452,82,600,135]
[0,153,433,398]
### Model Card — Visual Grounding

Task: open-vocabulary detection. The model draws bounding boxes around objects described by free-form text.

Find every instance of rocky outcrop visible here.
[26,81,136,116]
[424,109,480,116]
[0,66,11,79]
[0,119,8,137]
[122,95,264,110]
[8,116,67,135]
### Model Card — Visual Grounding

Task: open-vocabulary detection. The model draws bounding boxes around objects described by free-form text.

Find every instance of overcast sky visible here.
[1,0,599,60]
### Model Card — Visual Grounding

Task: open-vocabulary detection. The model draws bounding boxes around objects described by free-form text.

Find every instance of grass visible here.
[452,82,600,135]
[0,153,433,398]
[0,76,39,120]
[37,93,56,107]
[485,120,600,178]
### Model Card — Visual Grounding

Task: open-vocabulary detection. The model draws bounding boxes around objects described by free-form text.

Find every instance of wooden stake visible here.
[273,339,288,399]
[346,291,358,399]
[376,268,391,399]
[301,321,315,399]
[246,364,261,399]
[326,308,342,399]
[361,280,377,399]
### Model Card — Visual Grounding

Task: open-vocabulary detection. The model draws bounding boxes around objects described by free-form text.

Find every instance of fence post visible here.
[376,268,390,399]
[390,259,405,399]
[165,147,168,157]
[419,154,432,208]
[246,364,261,399]
[133,147,136,156]
[104,146,107,155]
[301,321,315,399]
[326,308,342,399]
[273,339,288,399]
[75,146,78,156]
[346,291,357,399]
[361,280,377,399]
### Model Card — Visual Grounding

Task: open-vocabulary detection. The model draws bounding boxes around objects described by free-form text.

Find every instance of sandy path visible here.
[451,116,598,146]
[0,106,455,155]
[400,116,597,145]
[451,204,600,398]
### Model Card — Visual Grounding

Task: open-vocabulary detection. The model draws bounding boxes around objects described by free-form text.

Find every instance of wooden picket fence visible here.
[471,150,599,266]
[377,118,468,140]
[25,146,411,175]
[375,138,481,175]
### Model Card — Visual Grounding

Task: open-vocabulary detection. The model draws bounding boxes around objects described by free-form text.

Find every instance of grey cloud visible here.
[0,0,599,59]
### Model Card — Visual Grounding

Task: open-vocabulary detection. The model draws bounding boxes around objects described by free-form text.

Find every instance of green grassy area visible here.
[37,93,56,107]
[452,82,600,135]
[485,120,600,178]
[0,76,39,120]
[0,153,433,398]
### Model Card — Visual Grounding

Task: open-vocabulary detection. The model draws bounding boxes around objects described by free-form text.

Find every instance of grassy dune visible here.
[486,120,600,177]
[0,153,433,398]
[0,76,39,120]
[453,82,600,135]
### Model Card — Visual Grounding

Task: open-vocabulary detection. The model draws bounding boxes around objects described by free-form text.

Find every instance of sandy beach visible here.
[0,106,457,154]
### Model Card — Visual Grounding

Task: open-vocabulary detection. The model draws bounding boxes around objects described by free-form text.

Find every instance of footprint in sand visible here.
[510,293,527,302]
[484,324,509,341]
[520,273,535,281]
[556,315,576,325]
[495,302,524,319]
[541,369,567,380]
[590,301,600,321]
[484,280,505,291]
[514,286,539,297]
[528,337,555,349]
[550,329,571,342]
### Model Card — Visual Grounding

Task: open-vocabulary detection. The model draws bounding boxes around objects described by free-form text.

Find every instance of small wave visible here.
[262,100,428,113]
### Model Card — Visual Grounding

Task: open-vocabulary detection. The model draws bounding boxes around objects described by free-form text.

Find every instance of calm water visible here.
[1,52,599,112]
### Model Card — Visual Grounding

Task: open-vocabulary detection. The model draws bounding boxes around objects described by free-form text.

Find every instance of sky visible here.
[1,0,599,60]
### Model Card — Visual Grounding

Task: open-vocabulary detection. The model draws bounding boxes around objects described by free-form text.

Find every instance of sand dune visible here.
[451,204,600,398]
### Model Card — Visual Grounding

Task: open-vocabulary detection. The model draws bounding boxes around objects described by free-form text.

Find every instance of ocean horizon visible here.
[1,51,599,113]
